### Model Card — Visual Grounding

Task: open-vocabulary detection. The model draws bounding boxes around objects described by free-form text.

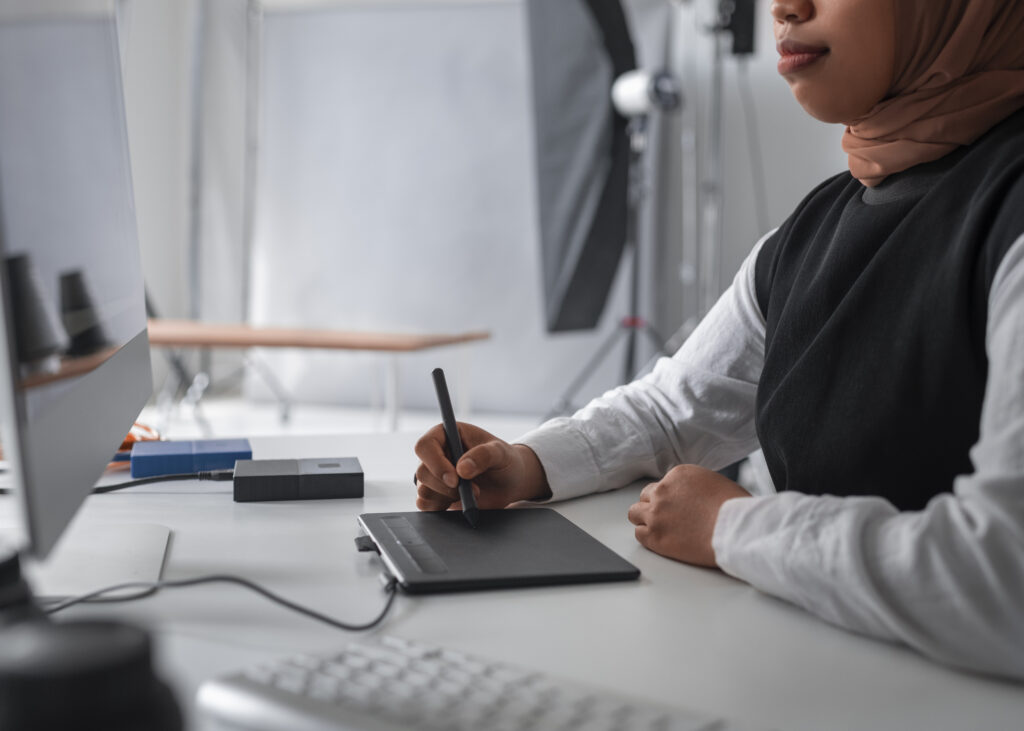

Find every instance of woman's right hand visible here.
[414,422,551,511]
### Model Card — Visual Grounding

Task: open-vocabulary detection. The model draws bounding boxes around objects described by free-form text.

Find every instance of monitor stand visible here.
[22,523,171,601]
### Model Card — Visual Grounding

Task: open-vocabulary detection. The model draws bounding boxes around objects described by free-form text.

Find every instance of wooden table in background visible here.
[146,319,490,430]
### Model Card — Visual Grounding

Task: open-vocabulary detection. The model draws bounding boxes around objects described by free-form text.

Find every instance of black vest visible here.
[754,109,1024,511]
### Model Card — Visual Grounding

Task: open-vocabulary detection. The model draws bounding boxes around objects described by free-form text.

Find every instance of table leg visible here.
[385,354,400,432]
[244,352,292,424]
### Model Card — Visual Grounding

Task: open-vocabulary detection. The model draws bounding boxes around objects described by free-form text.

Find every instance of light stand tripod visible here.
[545,73,681,420]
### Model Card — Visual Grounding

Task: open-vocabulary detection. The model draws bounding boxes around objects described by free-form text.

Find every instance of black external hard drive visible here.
[233,458,363,502]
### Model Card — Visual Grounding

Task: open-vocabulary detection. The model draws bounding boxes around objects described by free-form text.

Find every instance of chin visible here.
[790,87,860,125]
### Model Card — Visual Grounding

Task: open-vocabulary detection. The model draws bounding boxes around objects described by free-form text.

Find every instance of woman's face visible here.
[771,0,897,124]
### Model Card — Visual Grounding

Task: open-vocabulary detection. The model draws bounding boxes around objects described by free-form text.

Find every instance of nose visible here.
[770,0,813,23]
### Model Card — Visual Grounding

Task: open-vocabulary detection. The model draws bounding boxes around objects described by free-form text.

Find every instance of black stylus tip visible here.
[463,507,480,528]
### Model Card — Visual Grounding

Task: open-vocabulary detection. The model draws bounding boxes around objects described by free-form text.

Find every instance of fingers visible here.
[627,501,649,526]
[443,483,480,508]
[415,463,458,501]
[634,524,652,546]
[631,496,654,546]
[458,440,512,480]
[414,446,459,510]
[416,496,450,512]
[415,422,503,512]
[417,479,484,512]
[415,424,459,489]
[415,452,485,512]
[416,484,453,510]
[416,481,453,511]
[639,482,657,502]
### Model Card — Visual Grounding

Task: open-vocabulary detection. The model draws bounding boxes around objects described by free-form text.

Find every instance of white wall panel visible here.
[189,0,847,417]
[234,0,670,415]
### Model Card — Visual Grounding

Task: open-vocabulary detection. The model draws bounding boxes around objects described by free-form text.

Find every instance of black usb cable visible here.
[43,573,400,632]
[0,469,234,497]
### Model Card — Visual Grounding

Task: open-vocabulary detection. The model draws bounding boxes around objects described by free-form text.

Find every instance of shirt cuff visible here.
[515,418,603,503]
[711,492,817,604]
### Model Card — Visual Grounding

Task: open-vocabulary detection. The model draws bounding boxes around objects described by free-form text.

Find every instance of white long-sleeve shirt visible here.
[516,231,1024,681]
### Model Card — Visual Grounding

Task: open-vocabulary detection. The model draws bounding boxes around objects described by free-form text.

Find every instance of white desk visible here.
[2,432,1023,730]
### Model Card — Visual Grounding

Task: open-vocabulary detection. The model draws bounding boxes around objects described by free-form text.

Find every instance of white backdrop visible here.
[188,0,846,416]
[199,0,674,415]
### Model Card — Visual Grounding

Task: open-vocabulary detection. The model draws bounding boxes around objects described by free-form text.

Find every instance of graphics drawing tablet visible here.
[357,508,640,594]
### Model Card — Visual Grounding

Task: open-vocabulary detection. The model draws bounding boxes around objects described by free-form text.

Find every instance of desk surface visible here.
[2,432,1022,731]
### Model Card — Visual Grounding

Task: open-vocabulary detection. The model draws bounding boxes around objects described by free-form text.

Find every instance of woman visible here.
[413,0,1024,679]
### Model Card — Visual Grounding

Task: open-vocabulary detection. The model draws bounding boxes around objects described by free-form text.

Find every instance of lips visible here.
[776,39,829,75]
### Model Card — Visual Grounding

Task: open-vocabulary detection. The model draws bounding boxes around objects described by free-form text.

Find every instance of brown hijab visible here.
[842,0,1024,187]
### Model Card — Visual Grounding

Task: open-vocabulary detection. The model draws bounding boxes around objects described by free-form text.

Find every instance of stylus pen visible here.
[431,367,480,528]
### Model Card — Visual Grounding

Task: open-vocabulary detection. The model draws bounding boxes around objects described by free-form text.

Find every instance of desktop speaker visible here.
[0,551,45,627]
[0,619,183,730]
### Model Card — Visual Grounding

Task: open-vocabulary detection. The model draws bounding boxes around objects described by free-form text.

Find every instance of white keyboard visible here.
[198,634,763,731]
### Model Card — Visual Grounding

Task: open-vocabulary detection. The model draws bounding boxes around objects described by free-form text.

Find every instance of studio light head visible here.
[611,69,683,119]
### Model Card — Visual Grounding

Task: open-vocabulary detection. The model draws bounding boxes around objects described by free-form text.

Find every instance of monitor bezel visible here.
[0,5,153,558]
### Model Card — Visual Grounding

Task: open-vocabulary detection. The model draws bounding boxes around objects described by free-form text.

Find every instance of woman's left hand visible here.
[627,464,752,568]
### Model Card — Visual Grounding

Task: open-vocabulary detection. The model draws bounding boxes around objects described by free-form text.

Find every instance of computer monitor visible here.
[0,1,153,560]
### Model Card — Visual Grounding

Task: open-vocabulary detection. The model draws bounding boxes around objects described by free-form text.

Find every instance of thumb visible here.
[457,441,509,480]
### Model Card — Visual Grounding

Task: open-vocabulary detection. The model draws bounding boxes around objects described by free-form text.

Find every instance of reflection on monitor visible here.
[0,2,152,558]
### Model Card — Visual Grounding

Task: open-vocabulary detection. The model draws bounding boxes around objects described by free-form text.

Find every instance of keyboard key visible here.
[320,661,351,680]
[381,635,437,660]
[307,677,339,702]
[359,645,408,666]
[273,673,307,695]
[342,652,370,670]
[287,654,323,670]
[571,719,620,731]
[242,664,275,684]
[435,678,468,698]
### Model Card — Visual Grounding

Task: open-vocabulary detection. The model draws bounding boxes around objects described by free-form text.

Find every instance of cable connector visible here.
[197,470,234,482]
[355,535,379,554]
[379,572,399,593]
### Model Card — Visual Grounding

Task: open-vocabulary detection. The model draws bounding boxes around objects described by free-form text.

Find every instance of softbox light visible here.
[525,0,637,333]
